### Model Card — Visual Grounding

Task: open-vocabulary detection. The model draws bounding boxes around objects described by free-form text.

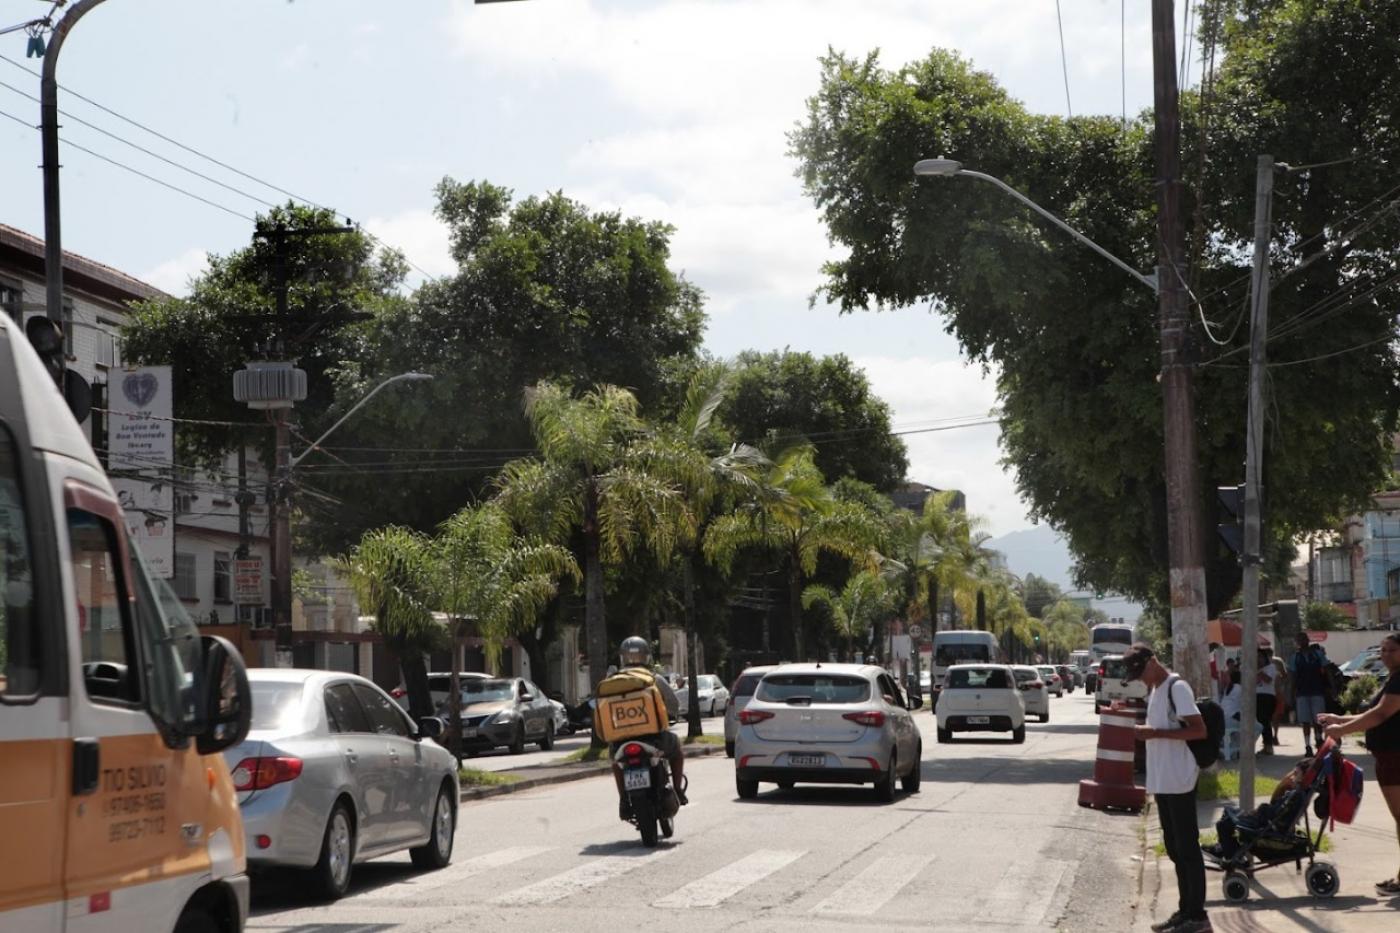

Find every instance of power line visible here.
[1053,0,1072,118]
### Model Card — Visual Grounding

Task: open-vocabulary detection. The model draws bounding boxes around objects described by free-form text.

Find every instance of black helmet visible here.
[619,636,650,667]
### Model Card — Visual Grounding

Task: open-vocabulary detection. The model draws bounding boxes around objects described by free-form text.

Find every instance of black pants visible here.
[1156,789,1207,921]
[1257,693,1276,748]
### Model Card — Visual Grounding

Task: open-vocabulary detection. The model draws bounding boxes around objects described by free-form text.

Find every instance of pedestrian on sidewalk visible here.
[1320,632,1400,898]
[1256,648,1277,755]
[1120,644,1211,933]
[1289,634,1328,757]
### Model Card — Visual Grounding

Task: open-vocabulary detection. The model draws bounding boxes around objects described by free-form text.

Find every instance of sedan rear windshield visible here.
[1012,669,1037,683]
[946,668,1011,690]
[250,682,305,731]
[757,674,870,704]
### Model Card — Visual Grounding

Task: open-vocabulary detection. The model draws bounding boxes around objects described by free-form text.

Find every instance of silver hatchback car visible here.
[733,663,923,802]
[224,670,461,900]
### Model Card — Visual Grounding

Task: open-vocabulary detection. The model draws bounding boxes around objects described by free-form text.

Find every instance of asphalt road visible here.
[466,719,703,772]
[247,689,1143,932]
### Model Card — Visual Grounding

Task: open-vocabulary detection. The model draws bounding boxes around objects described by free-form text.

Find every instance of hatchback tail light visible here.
[1029,681,1044,689]
[230,756,303,792]
[738,709,774,725]
[390,687,407,699]
[842,710,886,728]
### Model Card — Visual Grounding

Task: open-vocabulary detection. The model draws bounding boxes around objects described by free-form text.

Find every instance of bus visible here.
[1089,622,1135,662]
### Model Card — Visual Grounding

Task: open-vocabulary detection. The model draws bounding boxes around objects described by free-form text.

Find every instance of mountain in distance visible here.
[987,524,1142,624]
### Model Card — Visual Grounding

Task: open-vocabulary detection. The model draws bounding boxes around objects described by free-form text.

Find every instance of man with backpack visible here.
[602,636,688,821]
[1121,644,1212,933]
[1289,634,1329,756]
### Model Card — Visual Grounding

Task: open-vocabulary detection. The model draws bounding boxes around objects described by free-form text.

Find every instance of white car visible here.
[734,664,923,802]
[1094,655,1148,711]
[1036,665,1065,698]
[679,673,730,717]
[724,665,781,757]
[1014,665,1051,722]
[936,663,1026,743]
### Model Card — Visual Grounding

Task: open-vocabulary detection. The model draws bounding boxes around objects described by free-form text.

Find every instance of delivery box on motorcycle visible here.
[595,668,669,742]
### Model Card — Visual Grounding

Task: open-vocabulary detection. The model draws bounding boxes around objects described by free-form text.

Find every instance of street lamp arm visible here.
[955,169,1159,295]
[290,372,432,469]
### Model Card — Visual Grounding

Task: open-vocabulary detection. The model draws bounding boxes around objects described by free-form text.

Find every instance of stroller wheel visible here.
[1222,871,1250,903]
[1305,861,1340,898]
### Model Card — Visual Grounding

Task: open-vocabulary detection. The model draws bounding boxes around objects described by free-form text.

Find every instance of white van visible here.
[930,630,1000,708]
[1,315,253,932]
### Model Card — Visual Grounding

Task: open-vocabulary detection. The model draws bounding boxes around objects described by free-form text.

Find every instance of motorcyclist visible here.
[610,636,687,820]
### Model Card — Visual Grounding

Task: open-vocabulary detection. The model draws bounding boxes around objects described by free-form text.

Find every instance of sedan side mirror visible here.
[417,716,445,739]
[909,694,924,710]
[196,635,251,755]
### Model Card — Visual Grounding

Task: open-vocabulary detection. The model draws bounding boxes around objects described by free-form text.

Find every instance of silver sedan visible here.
[733,663,923,802]
[224,670,460,900]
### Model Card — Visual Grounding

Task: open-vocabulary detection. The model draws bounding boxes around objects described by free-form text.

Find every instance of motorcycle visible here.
[613,738,679,847]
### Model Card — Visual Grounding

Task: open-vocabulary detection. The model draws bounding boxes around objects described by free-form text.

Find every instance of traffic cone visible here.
[1078,705,1147,812]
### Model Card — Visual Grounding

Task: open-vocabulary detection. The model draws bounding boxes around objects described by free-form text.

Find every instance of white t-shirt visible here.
[1145,676,1201,795]
[1220,684,1241,721]
[1257,664,1276,696]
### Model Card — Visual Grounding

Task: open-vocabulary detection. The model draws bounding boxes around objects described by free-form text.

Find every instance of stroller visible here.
[1202,738,1363,903]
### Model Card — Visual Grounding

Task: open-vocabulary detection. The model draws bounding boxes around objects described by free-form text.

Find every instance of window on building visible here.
[213,551,231,604]
[95,318,122,369]
[173,552,197,600]
[0,278,21,324]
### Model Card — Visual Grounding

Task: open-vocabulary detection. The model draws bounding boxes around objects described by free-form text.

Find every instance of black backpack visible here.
[1166,675,1225,769]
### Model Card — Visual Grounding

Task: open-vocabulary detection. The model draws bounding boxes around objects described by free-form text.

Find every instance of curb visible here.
[458,742,727,802]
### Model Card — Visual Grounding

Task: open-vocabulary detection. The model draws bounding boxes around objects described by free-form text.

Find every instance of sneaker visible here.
[676,774,689,805]
[1304,746,1314,758]
[1375,878,1400,896]
[618,798,632,821]
[1150,912,1184,932]
[1172,918,1212,933]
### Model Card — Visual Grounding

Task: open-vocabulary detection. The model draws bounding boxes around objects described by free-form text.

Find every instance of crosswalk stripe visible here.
[654,849,806,910]
[810,853,934,916]
[979,857,1072,925]
[493,850,675,906]
[373,845,554,900]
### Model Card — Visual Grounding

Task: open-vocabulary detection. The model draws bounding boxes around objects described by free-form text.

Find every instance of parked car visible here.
[679,673,731,717]
[1012,665,1051,723]
[549,697,571,735]
[724,664,781,757]
[391,670,491,711]
[225,670,459,899]
[733,664,923,802]
[1036,665,1064,698]
[1094,655,1148,712]
[1056,664,1079,693]
[447,677,559,754]
[936,664,1026,743]
[1340,647,1385,681]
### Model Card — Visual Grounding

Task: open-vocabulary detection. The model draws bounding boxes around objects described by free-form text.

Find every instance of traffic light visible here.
[25,315,92,423]
[1217,484,1245,556]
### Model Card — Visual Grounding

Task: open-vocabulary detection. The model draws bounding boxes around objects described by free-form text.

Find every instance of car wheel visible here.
[736,777,759,800]
[1012,725,1026,744]
[936,727,951,744]
[173,908,217,933]
[538,722,555,751]
[1040,712,1050,723]
[508,723,526,755]
[900,743,922,793]
[725,740,735,759]
[873,752,896,802]
[312,802,355,900]
[410,783,456,870]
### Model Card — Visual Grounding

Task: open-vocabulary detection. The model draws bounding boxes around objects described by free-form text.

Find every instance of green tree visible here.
[1043,599,1091,662]
[1302,601,1352,632]
[339,526,440,720]
[718,351,909,493]
[802,571,896,661]
[496,383,690,694]
[1018,574,1065,619]
[922,490,996,629]
[789,4,1400,617]
[705,446,885,660]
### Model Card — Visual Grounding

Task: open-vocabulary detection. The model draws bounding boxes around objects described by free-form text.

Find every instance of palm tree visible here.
[705,446,885,661]
[339,526,440,720]
[433,502,580,757]
[921,490,996,630]
[496,382,691,693]
[802,571,896,661]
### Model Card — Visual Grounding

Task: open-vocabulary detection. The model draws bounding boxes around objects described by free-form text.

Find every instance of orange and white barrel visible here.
[1077,707,1147,812]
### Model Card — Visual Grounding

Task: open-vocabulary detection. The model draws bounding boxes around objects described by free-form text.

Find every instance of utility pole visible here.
[1151,0,1211,692]
[1239,154,1275,812]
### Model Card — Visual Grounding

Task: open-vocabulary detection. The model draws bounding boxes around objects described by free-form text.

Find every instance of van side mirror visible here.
[196,635,251,755]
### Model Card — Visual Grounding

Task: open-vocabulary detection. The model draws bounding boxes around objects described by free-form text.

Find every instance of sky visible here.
[0,0,1181,541]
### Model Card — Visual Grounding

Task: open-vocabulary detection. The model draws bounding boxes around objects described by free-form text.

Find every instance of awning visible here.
[1206,617,1271,648]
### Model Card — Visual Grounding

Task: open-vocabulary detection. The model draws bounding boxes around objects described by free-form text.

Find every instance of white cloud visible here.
[141,248,209,297]
[363,209,456,283]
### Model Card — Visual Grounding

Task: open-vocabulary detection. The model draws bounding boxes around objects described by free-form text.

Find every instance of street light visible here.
[912,159,1158,294]
[291,372,434,468]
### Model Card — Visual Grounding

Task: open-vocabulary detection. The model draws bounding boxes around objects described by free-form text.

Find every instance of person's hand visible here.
[1316,713,1339,726]
[1109,699,1126,711]
[1323,723,1346,742]
[1133,724,1154,741]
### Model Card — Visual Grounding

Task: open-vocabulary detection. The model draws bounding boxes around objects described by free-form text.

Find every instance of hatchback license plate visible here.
[623,768,651,790]
[789,754,825,767]
[966,716,990,724]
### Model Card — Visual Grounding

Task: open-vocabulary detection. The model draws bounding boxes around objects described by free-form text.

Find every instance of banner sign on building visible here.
[234,557,263,605]
[108,366,174,578]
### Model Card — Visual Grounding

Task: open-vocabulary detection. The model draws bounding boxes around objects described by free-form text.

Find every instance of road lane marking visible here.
[979,857,1072,925]
[372,845,554,900]
[654,849,806,910]
[810,853,934,916]
[494,850,675,906]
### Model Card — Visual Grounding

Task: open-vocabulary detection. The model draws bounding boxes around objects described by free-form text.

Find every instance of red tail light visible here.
[1029,681,1044,689]
[230,757,303,792]
[738,709,774,725]
[622,742,643,758]
[390,687,406,699]
[1097,664,1105,677]
[842,710,886,728]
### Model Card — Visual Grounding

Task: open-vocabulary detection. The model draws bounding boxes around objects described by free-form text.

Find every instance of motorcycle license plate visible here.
[789,754,825,767]
[967,716,990,725]
[623,768,651,791]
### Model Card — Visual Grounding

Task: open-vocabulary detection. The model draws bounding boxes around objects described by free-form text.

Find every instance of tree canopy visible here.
[789,0,1400,617]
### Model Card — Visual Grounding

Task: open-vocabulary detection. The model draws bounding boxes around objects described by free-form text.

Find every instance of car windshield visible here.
[935,643,990,666]
[946,668,1010,690]
[1342,651,1378,673]
[1102,658,1127,679]
[1012,669,1036,683]
[757,674,869,704]
[250,681,305,731]
[733,672,766,697]
[1037,667,1056,675]
[461,679,515,703]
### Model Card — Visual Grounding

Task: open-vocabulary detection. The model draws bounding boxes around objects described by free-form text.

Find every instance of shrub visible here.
[1340,674,1382,715]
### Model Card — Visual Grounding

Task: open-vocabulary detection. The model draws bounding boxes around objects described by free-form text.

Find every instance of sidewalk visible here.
[1135,739,1398,931]
[457,738,726,802]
